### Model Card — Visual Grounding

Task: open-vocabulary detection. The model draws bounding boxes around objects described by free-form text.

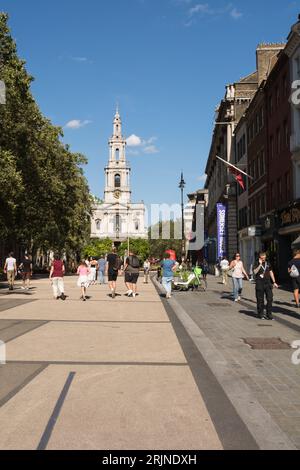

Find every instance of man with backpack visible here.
[124,251,140,298]
[106,247,121,299]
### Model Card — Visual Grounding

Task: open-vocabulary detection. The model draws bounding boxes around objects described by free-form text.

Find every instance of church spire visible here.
[113,105,122,138]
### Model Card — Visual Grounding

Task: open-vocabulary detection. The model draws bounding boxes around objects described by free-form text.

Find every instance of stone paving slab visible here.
[0,277,223,450]
[172,276,300,449]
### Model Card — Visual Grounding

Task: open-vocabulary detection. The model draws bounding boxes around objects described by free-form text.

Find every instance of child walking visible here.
[77,260,90,301]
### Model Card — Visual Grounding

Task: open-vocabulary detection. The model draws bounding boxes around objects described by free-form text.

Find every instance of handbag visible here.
[290,265,300,279]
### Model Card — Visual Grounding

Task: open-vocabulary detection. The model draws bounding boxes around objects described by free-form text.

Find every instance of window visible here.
[96,220,101,231]
[276,128,281,154]
[277,178,282,204]
[135,221,139,231]
[283,120,289,148]
[260,150,265,176]
[115,148,120,160]
[269,95,273,115]
[114,174,121,188]
[276,86,280,107]
[270,135,274,160]
[115,214,120,232]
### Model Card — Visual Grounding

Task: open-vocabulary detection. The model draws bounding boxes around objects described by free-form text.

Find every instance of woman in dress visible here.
[77,260,90,301]
[229,253,249,302]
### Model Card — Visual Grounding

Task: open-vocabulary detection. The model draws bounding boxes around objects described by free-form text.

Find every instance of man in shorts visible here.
[124,251,140,298]
[4,252,17,291]
[106,247,120,299]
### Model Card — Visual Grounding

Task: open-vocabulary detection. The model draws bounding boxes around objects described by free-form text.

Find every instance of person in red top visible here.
[49,254,66,300]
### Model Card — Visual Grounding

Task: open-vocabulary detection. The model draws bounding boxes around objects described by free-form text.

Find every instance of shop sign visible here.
[217,203,227,259]
[280,202,300,228]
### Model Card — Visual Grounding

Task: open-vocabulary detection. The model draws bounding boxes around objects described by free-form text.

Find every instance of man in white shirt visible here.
[4,252,17,291]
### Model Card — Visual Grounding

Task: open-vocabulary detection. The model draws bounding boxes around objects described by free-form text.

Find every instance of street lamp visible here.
[179,172,186,257]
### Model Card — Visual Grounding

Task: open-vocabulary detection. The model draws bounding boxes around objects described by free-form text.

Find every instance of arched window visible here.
[115,148,120,160]
[115,174,121,188]
[96,220,101,231]
[135,220,139,231]
[115,214,121,232]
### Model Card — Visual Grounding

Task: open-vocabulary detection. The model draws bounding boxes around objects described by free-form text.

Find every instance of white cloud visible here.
[126,134,159,155]
[144,145,159,154]
[189,3,212,17]
[230,7,243,19]
[197,174,207,182]
[71,57,88,62]
[126,134,143,147]
[65,120,92,129]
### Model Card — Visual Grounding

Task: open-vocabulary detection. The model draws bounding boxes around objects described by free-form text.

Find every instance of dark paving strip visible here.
[238,299,300,334]
[0,299,36,313]
[153,283,259,450]
[37,372,76,450]
[0,319,170,325]
[1,321,50,344]
[0,363,48,408]
[7,360,188,367]
[0,320,23,332]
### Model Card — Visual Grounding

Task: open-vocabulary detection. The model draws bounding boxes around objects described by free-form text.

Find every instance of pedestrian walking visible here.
[201,259,209,281]
[253,252,279,320]
[19,254,33,290]
[89,257,98,285]
[220,256,230,285]
[97,255,107,285]
[161,253,177,299]
[229,253,249,302]
[4,252,17,291]
[143,258,151,284]
[49,254,66,300]
[77,260,90,301]
[124,251,140,298]
[106,247,121,299]
[288,249,300,309]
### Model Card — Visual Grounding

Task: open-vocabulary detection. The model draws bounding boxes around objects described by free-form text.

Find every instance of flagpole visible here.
[216,156,254,180]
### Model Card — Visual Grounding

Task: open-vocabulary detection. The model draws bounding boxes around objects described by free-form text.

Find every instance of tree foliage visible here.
[0,13,91,256]
[83,238,113,258]
[148,220,182,260]
[119,238,150,262]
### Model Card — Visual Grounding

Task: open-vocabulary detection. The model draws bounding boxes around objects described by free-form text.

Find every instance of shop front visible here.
[278,201,300,280]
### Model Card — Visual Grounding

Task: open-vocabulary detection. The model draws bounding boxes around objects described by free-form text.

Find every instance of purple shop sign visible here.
[217,203,227,259]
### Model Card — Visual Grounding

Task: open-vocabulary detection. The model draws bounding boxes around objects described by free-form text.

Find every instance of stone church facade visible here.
[91,109,147,244]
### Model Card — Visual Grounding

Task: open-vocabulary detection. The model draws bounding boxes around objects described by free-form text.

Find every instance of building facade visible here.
[91,110,147,244]
[205,73,258,266]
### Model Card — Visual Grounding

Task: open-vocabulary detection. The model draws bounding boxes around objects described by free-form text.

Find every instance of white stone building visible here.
[91,109,147,244]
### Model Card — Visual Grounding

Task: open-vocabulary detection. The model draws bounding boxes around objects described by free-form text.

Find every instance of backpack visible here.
[290,265,300,279]
[129,255,140,269]
[112,255,121,271]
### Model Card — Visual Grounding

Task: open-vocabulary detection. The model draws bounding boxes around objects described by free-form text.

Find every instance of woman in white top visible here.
[220,257,230,286]
[229,253,249,302]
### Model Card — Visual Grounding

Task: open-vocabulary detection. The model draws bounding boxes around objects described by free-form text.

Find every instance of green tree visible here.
[119,238,150,262]
[0,13,91,257]
[83,238,113,258]
[148,220,182,260]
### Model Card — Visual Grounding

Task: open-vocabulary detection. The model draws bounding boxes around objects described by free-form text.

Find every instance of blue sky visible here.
[1,0,299,207]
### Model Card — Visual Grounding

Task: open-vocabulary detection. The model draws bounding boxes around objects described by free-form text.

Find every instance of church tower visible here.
[91,108,147,242]
[104,107,131,204]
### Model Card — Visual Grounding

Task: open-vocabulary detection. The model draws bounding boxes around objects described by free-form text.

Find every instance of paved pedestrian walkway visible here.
[170,275,300,450]
[0,276,222,450]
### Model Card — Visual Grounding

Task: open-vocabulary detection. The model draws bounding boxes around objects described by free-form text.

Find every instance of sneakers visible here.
[111,290,116,299]
[61,294,66,301]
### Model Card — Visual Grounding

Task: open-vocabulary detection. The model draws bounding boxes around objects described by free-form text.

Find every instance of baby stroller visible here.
[173,267,205,292]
